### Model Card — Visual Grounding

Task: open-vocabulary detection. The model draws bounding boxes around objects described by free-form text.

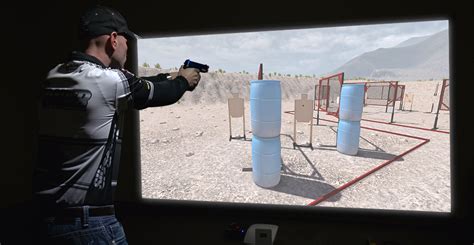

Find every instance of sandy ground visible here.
[137,67,450,212]
[139,97,450,212]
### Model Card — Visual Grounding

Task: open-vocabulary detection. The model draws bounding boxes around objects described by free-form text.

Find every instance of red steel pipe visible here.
[361,118,449,134]
[307,138,429,206]
[285,110,449,134]
[283,110,434,206]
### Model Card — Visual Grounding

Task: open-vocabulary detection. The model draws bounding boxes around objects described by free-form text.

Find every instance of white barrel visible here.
[339,84,365,121]
[251,135,281,187]
[250,80,281,138]
[337,119,361,155]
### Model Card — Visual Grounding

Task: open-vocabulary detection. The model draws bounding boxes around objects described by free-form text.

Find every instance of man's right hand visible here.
[177,65,201,89]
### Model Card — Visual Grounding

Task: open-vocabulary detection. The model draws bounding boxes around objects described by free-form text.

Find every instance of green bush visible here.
[142,62,149,68]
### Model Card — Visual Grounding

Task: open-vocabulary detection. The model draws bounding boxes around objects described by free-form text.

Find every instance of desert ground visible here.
[138,68,450,213]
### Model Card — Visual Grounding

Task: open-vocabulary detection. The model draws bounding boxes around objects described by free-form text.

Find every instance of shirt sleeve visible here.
[114,68,132,108]
[119,70,191,110]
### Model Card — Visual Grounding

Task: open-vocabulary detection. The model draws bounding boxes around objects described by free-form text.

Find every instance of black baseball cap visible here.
[78,5,137,41]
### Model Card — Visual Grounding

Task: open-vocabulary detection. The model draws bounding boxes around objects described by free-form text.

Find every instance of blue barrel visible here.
[250,80,281,138]
[337,119,361,155]
[252,135,281,187]
[339,84,365,121]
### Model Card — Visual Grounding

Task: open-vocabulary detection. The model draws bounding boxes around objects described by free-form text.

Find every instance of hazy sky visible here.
[138,20,448,76]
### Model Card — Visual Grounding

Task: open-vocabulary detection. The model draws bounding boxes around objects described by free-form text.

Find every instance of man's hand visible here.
[169,71,179,79]
[177,65,201,88]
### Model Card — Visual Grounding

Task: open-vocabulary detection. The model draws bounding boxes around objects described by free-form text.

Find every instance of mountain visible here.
[394,35,431,48]
[331,29,449,81]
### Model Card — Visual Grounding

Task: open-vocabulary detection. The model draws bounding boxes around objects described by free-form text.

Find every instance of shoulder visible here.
[47,61,123,81]
[82,63,123,81]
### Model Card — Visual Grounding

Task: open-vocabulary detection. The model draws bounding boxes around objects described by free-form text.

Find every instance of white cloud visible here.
[138,20,448,76]
[231,34,274,50]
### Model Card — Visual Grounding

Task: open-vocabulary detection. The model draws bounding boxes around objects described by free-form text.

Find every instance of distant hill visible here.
[331,29,449,81]
[138,67,316,104]
[394,35,431,48]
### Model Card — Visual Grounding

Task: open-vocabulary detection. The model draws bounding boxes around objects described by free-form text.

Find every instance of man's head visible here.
[79,5,136,68]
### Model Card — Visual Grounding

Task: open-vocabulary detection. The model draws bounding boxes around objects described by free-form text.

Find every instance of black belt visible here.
[49,205,115,217]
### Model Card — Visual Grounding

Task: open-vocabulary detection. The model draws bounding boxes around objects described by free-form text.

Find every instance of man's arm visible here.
[141,69,179,82]
[120,65,200,110]
[141,73,173,82]
[129,74,190,109]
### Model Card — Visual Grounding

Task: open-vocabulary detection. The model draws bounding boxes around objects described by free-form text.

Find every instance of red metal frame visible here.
[303,116,431,206]
[386,82,404,107]
[281,110,447,206]
[314,72,344,117]
[308,137,429,206]
[345,81,405,110]
[365,81,404,108]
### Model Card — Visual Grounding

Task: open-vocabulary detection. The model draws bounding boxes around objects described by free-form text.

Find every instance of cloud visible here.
[230,33,274,50]
[138,20,448,76]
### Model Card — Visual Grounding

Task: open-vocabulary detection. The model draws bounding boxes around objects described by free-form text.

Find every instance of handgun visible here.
[183,59,208,91]
[183,59,209,73]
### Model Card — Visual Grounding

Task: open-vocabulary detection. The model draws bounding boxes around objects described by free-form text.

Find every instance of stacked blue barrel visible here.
[337,84,365,155]
[250,80,281,187]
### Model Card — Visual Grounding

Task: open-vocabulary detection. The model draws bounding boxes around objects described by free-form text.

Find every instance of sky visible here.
[138,20,448,77]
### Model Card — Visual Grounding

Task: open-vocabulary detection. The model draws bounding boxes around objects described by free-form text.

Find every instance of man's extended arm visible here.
[124,71,190,110]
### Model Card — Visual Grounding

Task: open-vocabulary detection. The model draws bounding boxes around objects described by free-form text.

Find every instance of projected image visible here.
[138,20,450,212]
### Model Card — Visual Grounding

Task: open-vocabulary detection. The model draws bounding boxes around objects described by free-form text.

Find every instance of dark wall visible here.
[1,0,473,244]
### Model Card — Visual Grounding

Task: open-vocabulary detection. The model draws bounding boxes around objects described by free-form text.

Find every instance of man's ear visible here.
[104,32,118,57]
[109,32,119,50]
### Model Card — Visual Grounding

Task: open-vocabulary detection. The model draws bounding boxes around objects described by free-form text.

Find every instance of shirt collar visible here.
[69,51,108,69]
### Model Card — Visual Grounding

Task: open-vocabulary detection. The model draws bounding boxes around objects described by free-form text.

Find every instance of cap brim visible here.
[122,29,140,41]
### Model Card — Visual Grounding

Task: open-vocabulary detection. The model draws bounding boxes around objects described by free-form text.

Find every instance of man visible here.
[32,5,201,244]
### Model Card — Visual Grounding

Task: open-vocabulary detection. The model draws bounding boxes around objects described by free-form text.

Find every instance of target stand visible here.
[402,93,414,112]
[293,94,314,150]
[228,93,246,141]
